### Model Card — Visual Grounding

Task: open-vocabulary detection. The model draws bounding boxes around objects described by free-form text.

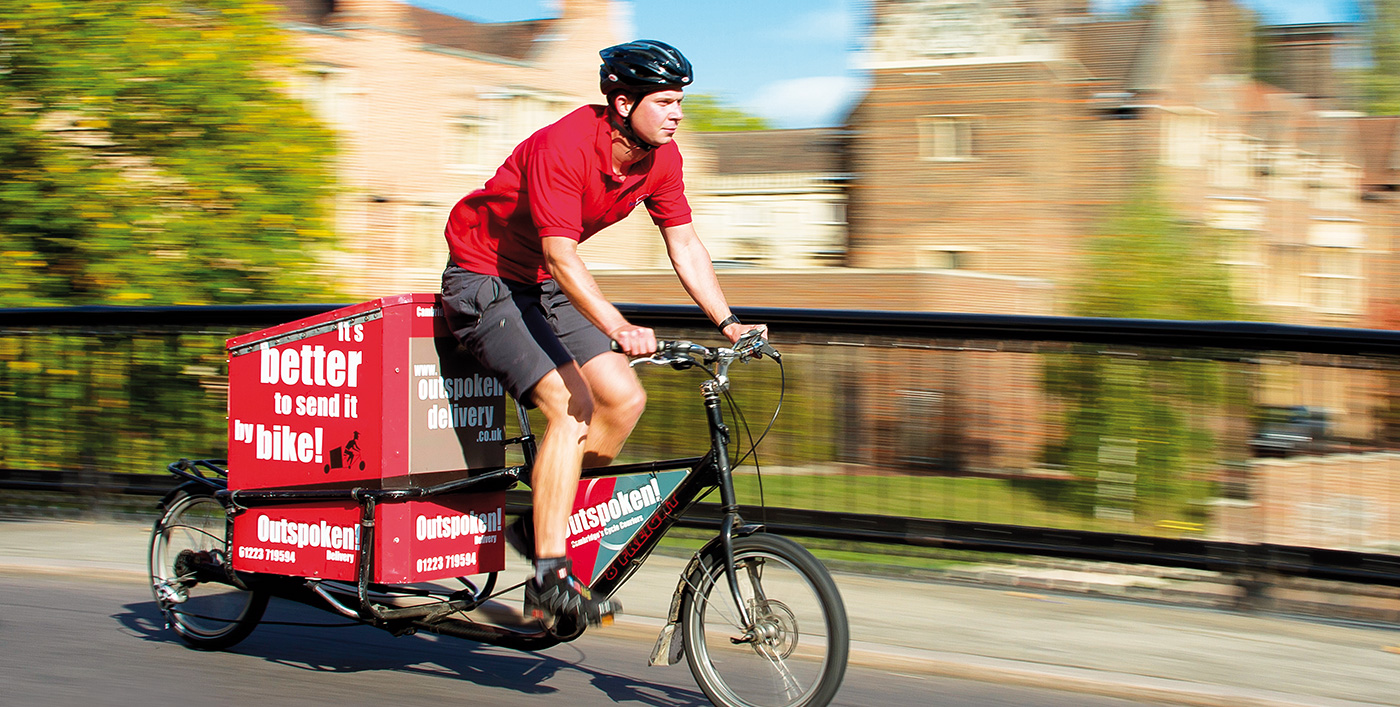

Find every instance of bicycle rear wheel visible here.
[680,533,848,707]
[149,492,267,650]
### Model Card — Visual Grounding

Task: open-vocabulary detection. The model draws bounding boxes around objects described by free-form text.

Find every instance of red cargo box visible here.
[225,293,506,490]
[229,497,505,583]
[225,294,508,581]
[231,502,362,581]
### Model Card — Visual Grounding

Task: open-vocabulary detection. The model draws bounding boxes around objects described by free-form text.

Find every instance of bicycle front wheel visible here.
[149,492,267,650]
[680,533,849,707]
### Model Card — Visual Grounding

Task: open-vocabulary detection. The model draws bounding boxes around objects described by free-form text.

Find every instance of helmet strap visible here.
[609,93,659,152]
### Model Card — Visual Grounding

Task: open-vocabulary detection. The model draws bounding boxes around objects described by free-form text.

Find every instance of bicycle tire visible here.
[679,533,849,707]
[149,492,268,650]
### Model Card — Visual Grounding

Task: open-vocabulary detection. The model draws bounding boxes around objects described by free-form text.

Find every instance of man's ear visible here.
[614,93,634,118]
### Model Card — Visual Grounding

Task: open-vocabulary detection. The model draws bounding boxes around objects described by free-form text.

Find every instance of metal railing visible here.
[3,303,1400,586]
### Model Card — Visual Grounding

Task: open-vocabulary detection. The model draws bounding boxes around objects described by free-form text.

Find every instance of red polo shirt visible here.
[445,105,692,284]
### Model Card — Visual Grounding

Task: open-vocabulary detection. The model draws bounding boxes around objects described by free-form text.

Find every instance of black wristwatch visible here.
[716,314,740,332]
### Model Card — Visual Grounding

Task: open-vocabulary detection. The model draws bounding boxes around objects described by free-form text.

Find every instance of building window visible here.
[446,117,486,169]
[731,201,772,228]
[1311,163,1358,212]
[918,115,975,161]
[1212,134,1252,188]
[812,201,846,226]
[478,89,572,159]
[300,66,350,128]
[919,247,973,269]
[1163,113,1210,168]
[1305,246,1362,314]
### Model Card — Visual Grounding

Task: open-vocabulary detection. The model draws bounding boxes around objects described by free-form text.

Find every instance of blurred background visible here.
[4,0,1400,558]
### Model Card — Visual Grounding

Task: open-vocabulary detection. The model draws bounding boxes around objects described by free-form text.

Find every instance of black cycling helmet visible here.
[599,40,693,98]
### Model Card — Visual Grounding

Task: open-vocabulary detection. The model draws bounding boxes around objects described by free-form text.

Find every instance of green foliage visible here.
[0,330,233,473]
[0,0,339,305]
[1359,0,1400,115]
[1038,183,1242,523]
[1073,186,1240,321]
[681,94,770,132]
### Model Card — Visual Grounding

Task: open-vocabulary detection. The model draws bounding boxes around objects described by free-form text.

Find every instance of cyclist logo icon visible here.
[323,431,365,474]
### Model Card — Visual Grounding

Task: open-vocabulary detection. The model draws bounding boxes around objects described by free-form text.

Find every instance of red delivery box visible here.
[224,294,507,581]
[228,495,506,583]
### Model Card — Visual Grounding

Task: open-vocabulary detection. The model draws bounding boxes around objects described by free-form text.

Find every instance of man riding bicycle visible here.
[440,40,765,627]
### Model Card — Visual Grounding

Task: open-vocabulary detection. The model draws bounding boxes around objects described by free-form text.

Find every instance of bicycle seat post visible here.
[500,397,537,473]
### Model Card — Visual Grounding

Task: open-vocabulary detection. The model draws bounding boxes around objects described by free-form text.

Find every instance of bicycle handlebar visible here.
[611,330,779,375]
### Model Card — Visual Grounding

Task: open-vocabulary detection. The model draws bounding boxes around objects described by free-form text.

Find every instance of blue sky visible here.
[405,0,1363,129]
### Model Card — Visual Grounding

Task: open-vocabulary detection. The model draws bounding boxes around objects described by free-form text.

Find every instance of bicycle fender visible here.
[649,523,765,667]
[157,481,217,511]
[668,522,766,622]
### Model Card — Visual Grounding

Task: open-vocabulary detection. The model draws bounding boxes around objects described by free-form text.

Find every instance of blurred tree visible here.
[1036,184,1245,527]
[680,94,770,132]
[1074,187,1241,321]
[1359,0,1400,114]
[0,0,338,305]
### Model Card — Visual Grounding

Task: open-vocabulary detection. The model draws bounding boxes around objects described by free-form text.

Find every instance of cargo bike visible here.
[148,295,849,707]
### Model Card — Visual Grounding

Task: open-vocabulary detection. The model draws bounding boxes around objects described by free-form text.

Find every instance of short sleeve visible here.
[645,147,693,228]
[526,148,587,241]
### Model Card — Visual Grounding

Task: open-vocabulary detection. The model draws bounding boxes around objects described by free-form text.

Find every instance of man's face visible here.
[622,90,684,146]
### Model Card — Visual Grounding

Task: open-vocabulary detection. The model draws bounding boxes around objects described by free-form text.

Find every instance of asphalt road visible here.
[0,571,1173,707]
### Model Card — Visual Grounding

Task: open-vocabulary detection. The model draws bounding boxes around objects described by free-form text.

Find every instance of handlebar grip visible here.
[610,340,623,354]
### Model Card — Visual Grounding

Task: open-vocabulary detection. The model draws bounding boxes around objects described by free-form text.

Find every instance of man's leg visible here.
[527,363,593,558]
[579,351,646,468]
[522,362,620,624]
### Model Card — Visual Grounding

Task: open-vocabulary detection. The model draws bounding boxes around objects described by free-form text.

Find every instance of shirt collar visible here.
[593,105,653,185]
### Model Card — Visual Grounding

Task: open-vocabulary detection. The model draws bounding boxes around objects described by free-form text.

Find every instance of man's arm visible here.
[540,236,657,356]
[661,222,765,343]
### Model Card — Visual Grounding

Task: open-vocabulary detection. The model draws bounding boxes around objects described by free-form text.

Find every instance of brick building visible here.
[1255,23,1364,103]
[847,0,1379,332]
[270,0,626,296]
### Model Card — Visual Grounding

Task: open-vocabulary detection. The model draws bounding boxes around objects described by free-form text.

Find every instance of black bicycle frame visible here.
[207,382,757,642]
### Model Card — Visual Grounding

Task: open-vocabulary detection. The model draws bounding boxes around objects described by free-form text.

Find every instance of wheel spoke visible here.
[149,494,266,650]
[162,520,225,544]
[689,572,747,632]
[755,641,803,700]
[681,534,848,707]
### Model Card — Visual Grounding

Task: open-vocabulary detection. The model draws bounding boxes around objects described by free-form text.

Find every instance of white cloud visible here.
[745,75,865,129]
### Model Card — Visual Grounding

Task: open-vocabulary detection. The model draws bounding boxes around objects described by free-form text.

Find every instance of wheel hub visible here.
[735,599,798,659]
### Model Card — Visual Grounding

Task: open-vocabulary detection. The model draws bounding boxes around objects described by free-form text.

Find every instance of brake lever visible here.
[629,354,674,369]
[735,329,781,361]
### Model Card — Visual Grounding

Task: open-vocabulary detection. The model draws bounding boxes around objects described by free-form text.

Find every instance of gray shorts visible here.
[440,262,612,404]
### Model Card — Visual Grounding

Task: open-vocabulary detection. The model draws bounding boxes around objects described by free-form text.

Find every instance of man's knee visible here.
[583,354,647,422]
[531,367,596,427]
[610,381,646,424]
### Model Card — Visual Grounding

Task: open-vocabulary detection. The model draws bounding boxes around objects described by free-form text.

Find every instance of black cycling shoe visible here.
[505,513,535,561]
[524,561,620,627]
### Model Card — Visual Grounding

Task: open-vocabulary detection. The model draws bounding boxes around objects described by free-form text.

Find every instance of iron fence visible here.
[3,303,1400,585]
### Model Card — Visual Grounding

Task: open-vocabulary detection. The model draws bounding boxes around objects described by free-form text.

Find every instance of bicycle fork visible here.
[702,380,757,632]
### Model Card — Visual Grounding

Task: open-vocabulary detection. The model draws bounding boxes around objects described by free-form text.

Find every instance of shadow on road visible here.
[116,596,708,707]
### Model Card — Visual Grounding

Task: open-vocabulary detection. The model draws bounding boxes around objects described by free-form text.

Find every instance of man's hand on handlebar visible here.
[608,324,658,357]
[722,322,767,345]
